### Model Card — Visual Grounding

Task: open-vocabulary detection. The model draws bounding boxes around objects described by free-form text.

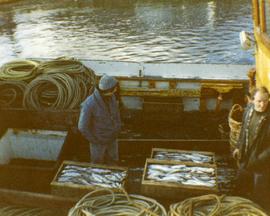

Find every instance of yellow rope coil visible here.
[68,188,167,216]
[0,205,56,216]
[0,60,40,82]
[0,80,26,107]
[169,194,268,216]
[22,57,96,110]
[0,57,96,110]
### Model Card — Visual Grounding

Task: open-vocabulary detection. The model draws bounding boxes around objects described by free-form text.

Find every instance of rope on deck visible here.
[0,57,96,109]
[23,57,96,110]
[0,205,56,216]
[0,80,26,107]
[169,194,268,216]
[0,60,37,107]
[0,60,40,81]
[68,188,167,216]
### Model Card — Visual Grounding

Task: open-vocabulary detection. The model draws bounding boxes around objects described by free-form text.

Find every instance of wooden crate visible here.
[151,148,216,165]
[141,159,218,200]
[51,160,128,198]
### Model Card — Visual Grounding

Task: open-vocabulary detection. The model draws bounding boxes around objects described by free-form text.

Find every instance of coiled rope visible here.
[0,57,96,109]
[0,205,56,216]
[68,188,167,216]
[21,57,95,110]
[169,194,268,216]
[0,60,39,82]
[23,72,82,110]
[0,80,26,107]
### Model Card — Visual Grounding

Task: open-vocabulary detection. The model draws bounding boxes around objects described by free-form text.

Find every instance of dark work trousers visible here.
[234,168,253,198]
[253,172,270,210]
[235,169,270,211]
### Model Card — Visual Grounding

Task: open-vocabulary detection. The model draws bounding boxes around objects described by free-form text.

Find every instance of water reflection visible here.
[0,0,253,65]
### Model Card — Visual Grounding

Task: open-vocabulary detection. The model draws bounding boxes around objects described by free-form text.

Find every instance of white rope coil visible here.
[0,205,56,216]
[68,188,167,216]
[169,194,268,216]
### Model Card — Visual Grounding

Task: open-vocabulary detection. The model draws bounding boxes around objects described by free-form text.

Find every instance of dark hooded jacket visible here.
[237,103,270,173]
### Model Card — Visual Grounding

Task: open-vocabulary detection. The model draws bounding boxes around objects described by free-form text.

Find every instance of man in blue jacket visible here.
[78,75,121,165]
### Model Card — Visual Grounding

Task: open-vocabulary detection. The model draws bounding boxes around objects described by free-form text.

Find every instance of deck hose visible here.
[68,188,167,216]
[169,194,268,216]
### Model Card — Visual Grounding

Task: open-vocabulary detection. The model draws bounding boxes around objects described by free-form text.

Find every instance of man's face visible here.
[102,87,117,97]
[253,91,269,112]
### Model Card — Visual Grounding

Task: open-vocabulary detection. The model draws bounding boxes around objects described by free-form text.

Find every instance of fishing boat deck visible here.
[52,128,237,205]
[0,124,236,196]
[0,60,248,212]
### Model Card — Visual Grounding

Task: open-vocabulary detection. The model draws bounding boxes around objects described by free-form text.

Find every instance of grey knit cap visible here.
[98,75,118,91]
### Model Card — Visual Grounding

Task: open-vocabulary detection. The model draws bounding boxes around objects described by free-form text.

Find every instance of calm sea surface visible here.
[0,0,253,66]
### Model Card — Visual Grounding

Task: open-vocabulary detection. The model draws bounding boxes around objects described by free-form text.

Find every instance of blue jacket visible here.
[78,88,121,145]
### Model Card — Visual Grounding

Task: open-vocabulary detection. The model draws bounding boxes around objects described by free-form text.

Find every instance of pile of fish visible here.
[214,155,237,193]
[153,151,214,164]
[57,165,127,189]
[147,164,216,188]
[217,167,237,193]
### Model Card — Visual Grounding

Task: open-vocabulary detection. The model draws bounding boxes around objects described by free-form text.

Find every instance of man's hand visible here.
[233,148,241,160]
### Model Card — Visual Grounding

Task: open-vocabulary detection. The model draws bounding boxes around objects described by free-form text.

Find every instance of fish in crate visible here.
[51,161,127,198]
[147,164,216,187]
[141,159,218,200]
[152,148,215,164]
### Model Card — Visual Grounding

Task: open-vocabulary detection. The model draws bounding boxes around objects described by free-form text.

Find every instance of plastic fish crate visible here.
[151,148,216,165]
[141,159,218,200]
[0,128,67,193]
[51,160,128,198]
[0,128,67,164]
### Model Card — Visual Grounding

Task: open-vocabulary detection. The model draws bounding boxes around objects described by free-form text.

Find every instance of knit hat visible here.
[98,75,118,91]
